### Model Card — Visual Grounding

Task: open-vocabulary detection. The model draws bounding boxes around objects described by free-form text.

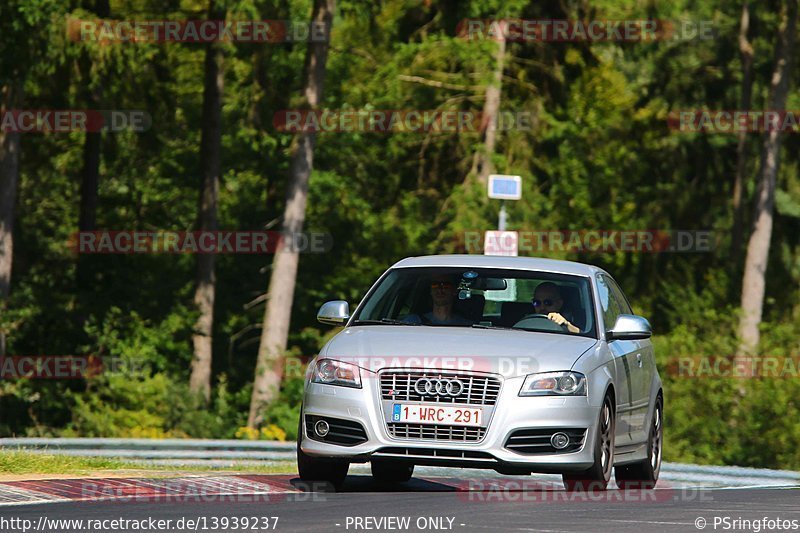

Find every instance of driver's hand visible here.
[547,313,579,333]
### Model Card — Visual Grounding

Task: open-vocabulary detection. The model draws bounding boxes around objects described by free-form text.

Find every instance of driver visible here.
[404,274,473,326]
[528,282,580,333]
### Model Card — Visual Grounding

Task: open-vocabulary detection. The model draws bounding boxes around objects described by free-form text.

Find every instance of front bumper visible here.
[300,372,600,474]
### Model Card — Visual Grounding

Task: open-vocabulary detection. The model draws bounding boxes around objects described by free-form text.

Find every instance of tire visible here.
[296,415,349,490]
[563,394,615,492]
[615,395,663,489]
[371,460,414,483]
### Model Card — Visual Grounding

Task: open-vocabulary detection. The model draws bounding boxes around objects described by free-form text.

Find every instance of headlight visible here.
[311,358,361,388]
[519,371,586,396]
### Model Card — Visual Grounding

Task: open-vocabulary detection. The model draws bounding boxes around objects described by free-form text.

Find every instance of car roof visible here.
[391,254,608,277]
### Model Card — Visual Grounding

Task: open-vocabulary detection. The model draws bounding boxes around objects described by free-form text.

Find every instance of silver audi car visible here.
[298,255,663,490]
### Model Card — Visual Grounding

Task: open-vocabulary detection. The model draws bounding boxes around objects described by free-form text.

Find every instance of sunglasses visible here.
[532,298,558,307]
[430,282,454,290]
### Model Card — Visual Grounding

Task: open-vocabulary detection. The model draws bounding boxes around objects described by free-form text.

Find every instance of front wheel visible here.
[296,416,349,490]
[563,395,615,491]
[615,395,663,489]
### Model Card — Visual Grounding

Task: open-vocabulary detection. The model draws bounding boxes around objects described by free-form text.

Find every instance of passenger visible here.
[404,274,473,326]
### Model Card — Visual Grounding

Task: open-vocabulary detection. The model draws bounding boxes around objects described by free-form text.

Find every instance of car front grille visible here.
[386,423,486,442]
[504,428,587,454]
[380,370,501,443]
[379,370,502,405]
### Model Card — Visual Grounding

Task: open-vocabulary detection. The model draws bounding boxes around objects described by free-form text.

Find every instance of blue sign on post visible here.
[488,175,522,200]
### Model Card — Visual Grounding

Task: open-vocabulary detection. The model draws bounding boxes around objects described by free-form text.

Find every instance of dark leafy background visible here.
[0,0,798,469]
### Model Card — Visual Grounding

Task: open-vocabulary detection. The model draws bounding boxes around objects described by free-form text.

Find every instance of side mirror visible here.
[317,300,350,326]
[607,314,652,341]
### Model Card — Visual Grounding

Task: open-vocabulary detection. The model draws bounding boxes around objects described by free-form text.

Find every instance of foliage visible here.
[60,308,250,439]
[255,356,306,441]
[655,320,800,468]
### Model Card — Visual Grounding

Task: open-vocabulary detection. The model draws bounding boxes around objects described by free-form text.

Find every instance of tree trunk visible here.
[77,0,109,237]
[471,29,506,184]
[75,0,110,325]
[76,74,103,301]
[0,79,23,356]
[738,0,797,355]
[731,1,754,261]
[79,130,101,232]
[75,108,101,323]
[189,0,225,402]
[247,0,335,428]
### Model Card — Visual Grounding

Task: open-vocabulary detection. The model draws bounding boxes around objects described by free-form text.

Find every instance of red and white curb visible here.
[0,475,298,507]
[2,472,791,508]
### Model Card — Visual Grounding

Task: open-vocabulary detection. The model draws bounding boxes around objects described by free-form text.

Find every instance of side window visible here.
[596,274,623,331]
[605,275,632,315]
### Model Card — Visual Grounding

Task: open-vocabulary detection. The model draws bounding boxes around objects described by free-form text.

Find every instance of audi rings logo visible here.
[414,378,464,397]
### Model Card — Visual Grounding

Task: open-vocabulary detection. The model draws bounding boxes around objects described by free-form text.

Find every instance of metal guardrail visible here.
[0,438,295,462]
[2,438,799,487]
[0,438,295,451]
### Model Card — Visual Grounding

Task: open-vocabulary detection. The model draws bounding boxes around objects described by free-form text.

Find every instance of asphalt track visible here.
[3,471,799,533]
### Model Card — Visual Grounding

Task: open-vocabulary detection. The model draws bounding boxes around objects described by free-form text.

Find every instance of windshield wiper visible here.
[351,318,417,326]
[472,323,570,334]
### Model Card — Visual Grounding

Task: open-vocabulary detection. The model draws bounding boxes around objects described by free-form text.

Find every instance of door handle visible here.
[636,353,643,368]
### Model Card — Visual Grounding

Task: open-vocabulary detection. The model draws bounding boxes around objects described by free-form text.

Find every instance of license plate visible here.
[391,404,483,427]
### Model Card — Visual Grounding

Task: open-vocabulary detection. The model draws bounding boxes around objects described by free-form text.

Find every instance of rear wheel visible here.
[615,395,663,489]
[296,415,349,490]
[563,395,615,491]
[371,460,414,483]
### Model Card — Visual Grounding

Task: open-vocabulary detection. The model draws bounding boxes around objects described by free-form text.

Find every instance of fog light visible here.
[551,432,569,449]
[314,419,330,437]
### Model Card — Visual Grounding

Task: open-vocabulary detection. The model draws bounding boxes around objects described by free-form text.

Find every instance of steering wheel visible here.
[521,313,550,319]
[513,313,563,332]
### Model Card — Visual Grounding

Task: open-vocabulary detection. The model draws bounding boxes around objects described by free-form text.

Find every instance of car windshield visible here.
[352,267,596,338]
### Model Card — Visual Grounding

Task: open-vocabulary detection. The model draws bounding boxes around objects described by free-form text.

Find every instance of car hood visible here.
[321,325,598,379]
